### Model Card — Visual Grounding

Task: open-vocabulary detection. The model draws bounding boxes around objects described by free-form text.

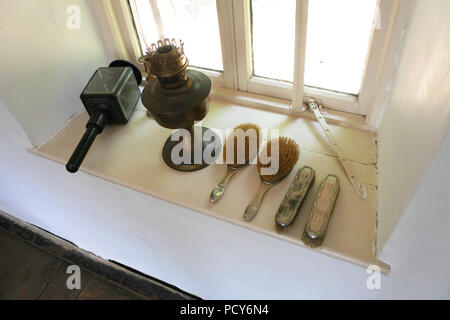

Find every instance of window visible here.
[115,0,399,116]
[251,0,296,82]
[304,0,377,95]
[129,0,223,71]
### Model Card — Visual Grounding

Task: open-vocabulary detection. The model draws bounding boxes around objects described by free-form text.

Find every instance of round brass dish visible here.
[162,126,221,172]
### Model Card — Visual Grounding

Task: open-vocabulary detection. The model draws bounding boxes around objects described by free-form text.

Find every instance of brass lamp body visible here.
[141,42,220,171]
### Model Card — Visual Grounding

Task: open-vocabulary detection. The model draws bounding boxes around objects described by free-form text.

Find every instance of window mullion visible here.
[216,0,238,89]
[232,0,252,92]
[292,0,309,112]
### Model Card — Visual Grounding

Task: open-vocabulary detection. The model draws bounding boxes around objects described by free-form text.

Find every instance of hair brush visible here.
[210,123,260,203]
[244,137,300,221]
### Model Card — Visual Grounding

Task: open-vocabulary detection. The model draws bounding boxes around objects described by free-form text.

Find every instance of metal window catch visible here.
[303,98,367,199]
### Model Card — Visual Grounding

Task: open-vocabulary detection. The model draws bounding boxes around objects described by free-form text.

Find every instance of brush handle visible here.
[244,180,273,221]
[209,166,241,203]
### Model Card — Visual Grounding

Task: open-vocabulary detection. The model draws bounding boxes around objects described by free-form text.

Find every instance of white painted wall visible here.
[1,0,449,299]
[0,0,112,146]
[377,0,450,251]
[378,130,450,299]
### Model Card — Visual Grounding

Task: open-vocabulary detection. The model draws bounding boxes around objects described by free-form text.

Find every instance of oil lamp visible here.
[140,39,220,171]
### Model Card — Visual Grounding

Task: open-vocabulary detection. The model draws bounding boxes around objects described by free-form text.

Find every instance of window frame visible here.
[94,0,410,126]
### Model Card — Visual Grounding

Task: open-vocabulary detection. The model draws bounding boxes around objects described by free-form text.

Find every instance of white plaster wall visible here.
[378,129,450,299]
[377,0,450,251]
[0,0,112,146]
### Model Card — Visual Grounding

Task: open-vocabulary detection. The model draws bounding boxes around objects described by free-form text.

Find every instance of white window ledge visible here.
[30,95,389,274]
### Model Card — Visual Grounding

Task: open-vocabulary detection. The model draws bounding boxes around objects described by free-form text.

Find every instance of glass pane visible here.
[251,0,296,82]
[305,0,378,94]
[130,0,223,71]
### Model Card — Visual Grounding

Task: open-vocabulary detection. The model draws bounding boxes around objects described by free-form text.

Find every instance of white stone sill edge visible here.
[28,147,390,275]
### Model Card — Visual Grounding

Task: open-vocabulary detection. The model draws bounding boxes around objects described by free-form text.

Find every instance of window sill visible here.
[30,96,389,274]
[210,86,376,133]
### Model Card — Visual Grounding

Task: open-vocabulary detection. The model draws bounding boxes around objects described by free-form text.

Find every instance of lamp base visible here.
[162,126,221,172]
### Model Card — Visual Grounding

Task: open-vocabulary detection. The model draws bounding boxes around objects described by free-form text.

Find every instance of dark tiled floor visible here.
[0,214,195,300]
[0,229,144,300]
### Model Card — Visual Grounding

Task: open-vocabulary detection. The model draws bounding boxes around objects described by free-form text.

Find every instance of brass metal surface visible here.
[162,126,221,172]
[142,70,211,129]
[139,40,217,172]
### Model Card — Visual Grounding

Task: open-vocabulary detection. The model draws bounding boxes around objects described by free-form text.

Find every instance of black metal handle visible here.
[66,125,100,173]
[66,112,108,173]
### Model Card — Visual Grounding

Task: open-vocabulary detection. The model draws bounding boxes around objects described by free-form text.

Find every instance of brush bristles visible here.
[302,231,323,248]
[257,137,299,183]
[223,123,260,167]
